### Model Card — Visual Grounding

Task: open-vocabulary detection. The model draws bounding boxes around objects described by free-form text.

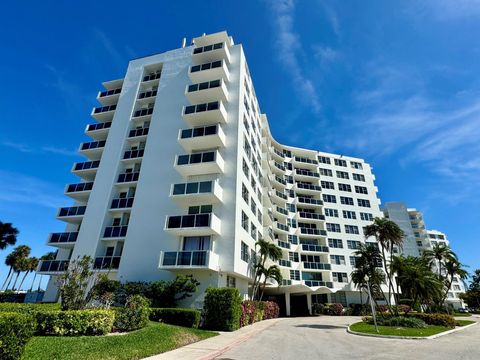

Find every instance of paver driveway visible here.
[215,316,480,360]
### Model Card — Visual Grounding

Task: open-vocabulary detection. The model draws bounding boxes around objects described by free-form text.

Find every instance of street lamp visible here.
[364,275,379,333]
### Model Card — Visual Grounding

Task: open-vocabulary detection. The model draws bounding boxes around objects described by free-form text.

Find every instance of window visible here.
[241,211,249,232]
[188,205,212,214]
[334,159,347,167]
[357,199,371,208]
[340,196,354,205]
[321,180,334,189]
[289,252,299,262]
[227,275,236,288]
[347,240,361,249]
[257,211,262,224]
[324,208,339,217]
[336,171,349,179]
[360,212,373,221]
[345,225,360,234]
[242,183,249,204]
[251,223,257,240]
[288,235,298,244]
[349,256,358,267]
[318,156,331,164]
[350,161,363,169]
[290,270,300,281]
[320,168,333,176]
[355,186,368,194]
[338,183,352,192]
[242,159,249,178]
[330,255,346,265]
[328,238,343,248]
[326,223,341,232]
[453,285,461,291]
[353,173,365,182]
[241,242,249,262]
[322,194,337,203]
[343,210,356,220]
[333,272,348,283]
[250,198,256,216]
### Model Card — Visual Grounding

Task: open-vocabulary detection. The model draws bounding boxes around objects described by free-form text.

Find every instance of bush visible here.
[0,291,25,304]
[114,295,150,332]
[312,303,324,316]
[204,287,242,331]
[397,304,412,314]
[349,303,370,316]
[0,302,60,316]
[0,312,35,360]
[376,304,389,313]
[149,308,201,328]
[363,315,427,328]
[36,310,114,336]
[263,301,280,319]
[240,301,256,327]
[323,303,344,316]
[409,313,456,328]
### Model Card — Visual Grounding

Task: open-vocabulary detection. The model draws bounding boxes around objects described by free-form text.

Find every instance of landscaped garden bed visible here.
[349,321,454,337]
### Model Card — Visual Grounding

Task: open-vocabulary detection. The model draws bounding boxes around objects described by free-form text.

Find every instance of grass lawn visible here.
[22,321,218,360]
[455,320,476,326]
[453,313,472,317]
[349,322,452,337]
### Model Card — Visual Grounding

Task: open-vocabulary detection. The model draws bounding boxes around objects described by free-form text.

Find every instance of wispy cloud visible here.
[93,28,126,70]
[265,0,321,113]
[1,141,78,157]
[410,0,480,20]
[0,171,65,209]
[42,146,78,157]
[1,141,35,153]
[313,45,340,64]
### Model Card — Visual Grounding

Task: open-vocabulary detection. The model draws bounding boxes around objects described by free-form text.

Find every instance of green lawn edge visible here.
[349,321,452,337]
[22,321,218,360]
[456,320,476,326]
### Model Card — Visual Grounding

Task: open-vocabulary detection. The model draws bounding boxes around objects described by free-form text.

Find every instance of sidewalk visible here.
[144,318,282,360]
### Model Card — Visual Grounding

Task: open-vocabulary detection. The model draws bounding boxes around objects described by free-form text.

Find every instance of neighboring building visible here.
[383,203,466,309]
[37,30,386,315]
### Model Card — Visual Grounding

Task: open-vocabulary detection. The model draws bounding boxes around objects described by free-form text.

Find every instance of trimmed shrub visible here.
[36,310,114,336]
[150,308,201,328]
[364,316,426,328]
[263,301,280,319]
[376,304,389,313]
[254,301,265,322]
[114,295,150,332]
[0,312,35,360]
[0,302,60,316]
[349,303,370,316]
[397,304,412,314]
[312,303,324,316]
[204,287,242,331]
[409,313,456,328]
[323,303,344,316]
[240,301,256,327]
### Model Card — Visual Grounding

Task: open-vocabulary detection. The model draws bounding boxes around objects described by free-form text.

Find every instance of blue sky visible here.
[1,0,479,289]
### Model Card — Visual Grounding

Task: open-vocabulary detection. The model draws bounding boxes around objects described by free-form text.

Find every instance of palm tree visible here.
[259,265,283,300]
[9,245,31,290]
[364,217,405,312]
[0,222,18,250]
[18,257,39,290]
[1,252,16,290]
[423,243,457,280]
[442,258,468,305]
[251,238,283,300]
[390,255,410,296]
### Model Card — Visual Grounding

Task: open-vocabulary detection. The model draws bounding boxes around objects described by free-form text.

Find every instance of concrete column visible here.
[285,292,291,316]
[306,293,312,315]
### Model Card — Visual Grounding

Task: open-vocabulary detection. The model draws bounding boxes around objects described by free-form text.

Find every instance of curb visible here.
[346,321,477,340]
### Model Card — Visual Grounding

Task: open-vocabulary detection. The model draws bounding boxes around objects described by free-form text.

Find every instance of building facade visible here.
[39,31,387,315]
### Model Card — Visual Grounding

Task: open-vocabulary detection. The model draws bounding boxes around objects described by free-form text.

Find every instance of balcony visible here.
[37,260,69,274]
[274,206,288,219]
[271,147,285,161]
[123,148,144,161]
[294,156,318,166]
[170,180,223,205]
[182,101,227,126]
[132,107,154,120]
[186,79,228,104]
[57,206,86,223]
[275,221,290,234]
[277,240,291,249]
[278,259,292,268]
[299,227,327,237]
[72,160,100,180]
[85,121,111,140]
[188,60,230,83]
[296,197,323,208]
[301,244,329,253]
[47,232,78,246]
[93,256,121,270]
[174,150,225,177]
[165,213,221,236]
[128,127,149,140]
[103,225,128,239]
[117,172,140,184]
[192,41,231,64]
[304,280,333,288]
[298,212,325,222]
[159,251,219,271]
[142,72,161,83]
[91,104,116,122]
[138,89,157,100]
[272,190,288,204]
[295,182,322,194]
[302,262,331,270]
[79,140,105,159]
[97,87,121,106]
[295,168,320,181]
[65,182,93,200]
[110,197,134,210]
[178,124,226,152]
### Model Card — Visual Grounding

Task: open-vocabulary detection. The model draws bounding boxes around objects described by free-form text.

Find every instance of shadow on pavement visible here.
[295,324,346,330]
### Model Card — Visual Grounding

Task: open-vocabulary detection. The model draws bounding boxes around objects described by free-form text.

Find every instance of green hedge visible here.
[150,308,201,328]
[114,295,150,332]
[36,310,115,336]
[0,312,36,360]
[0,303,60,316]
[409,313,456,328]
[204,287,242,331]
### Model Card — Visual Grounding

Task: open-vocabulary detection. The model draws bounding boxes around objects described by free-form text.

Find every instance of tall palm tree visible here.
[364,217,405,312]
[423,243,457,280]
[251,238,283,300]
[0,222,18,250]
[1,252,16,290]
[18,257,39,290]
[442,258,468,305]
[259,265,283,300]
[9,245,31,290]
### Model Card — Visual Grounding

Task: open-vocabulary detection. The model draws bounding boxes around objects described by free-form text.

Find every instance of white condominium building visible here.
[39,31,385,315]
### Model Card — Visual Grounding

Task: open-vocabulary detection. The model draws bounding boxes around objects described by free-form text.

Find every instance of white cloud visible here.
[313,45,339,63]
[417,0,480,20]
[1,141,78,157]
[265,0,321,113]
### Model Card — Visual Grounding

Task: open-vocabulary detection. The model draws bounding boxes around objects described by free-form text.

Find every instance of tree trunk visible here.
[380,246,394,314]
[6,270,16,290]
[30,272,37,292]
[18,271,30,291]
[11,272,21,291]
[1,267,13,290]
